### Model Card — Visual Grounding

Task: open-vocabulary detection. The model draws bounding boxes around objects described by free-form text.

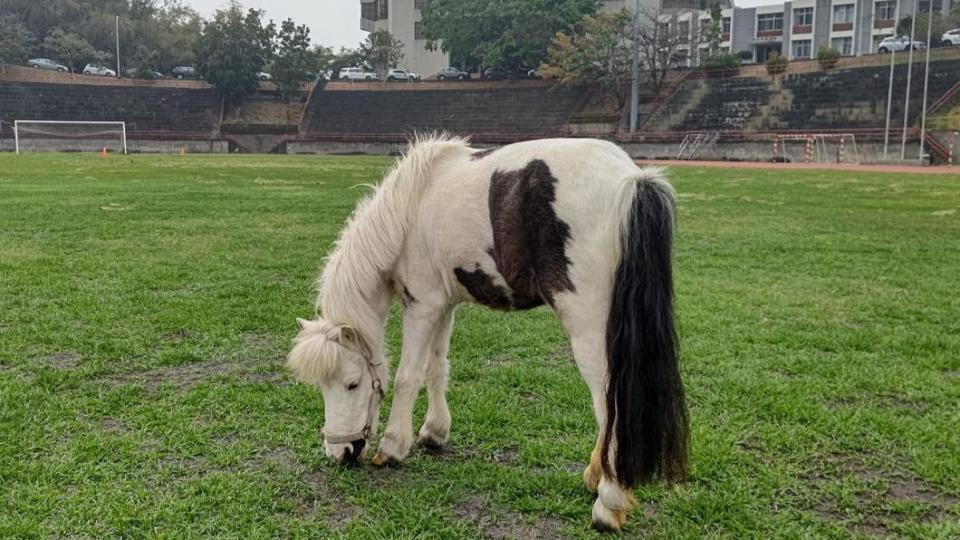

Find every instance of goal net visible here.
[14,121,127,154]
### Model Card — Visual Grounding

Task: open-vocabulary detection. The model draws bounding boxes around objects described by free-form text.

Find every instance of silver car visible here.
[83,64,116,76]
[28,58,69,72]
[877,36,925,53]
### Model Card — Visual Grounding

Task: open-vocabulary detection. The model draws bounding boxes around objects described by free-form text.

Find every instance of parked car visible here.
[386,68,420,82]
[338,67,378,81]
[877,36,925,53]
[526,68,542,79]
[481,67,509,80]
[257,72,272,81]
[27,58,68,72]
[83,64,116,76]
[125,67,164,79]
[172,66,198,79]
[436,66,469,80]
[942,28,960,47]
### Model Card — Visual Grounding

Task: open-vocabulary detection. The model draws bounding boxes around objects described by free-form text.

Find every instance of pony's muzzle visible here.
[328,439,366,466]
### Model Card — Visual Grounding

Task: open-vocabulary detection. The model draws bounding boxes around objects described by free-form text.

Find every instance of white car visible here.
[83,64,116,76]
[257,72,272,81]
[877,36,925,53]
[338,67,378,81]
[942,28,960,47]
[386,68,420,82]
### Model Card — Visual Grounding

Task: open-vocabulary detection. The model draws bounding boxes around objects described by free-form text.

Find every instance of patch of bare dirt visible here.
[102,354,286,392]
[453,495,562,540]
[300,470,362,528]
[489,445,520,465]
[805,454,960,534]
[162,329,196,343]
[31,351,80,369]
[547,345,574,365]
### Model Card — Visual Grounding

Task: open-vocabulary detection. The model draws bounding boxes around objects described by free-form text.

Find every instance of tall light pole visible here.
[918,3,934,162]
[899,1,918,160]
[630,0,641,133]
[116,16,121,77]
[882,0,901,160]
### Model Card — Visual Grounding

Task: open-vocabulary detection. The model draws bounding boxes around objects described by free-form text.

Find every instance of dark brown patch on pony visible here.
[454,266,511,310]
[471,147,498,160]
[487,159,575,305]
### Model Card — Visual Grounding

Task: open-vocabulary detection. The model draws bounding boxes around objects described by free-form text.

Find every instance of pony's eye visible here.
[347,382,360,391]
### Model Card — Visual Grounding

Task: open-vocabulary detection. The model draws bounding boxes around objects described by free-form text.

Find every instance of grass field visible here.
[1,153,958,539]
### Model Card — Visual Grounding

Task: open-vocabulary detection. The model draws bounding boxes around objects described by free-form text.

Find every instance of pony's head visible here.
[287,317,383,465]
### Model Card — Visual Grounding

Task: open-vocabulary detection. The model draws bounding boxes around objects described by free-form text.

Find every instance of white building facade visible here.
[359,0,449,76]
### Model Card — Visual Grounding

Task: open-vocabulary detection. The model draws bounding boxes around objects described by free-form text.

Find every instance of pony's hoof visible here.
[591,499,626,533]
[371,452,399,467]
[418,435,448,454]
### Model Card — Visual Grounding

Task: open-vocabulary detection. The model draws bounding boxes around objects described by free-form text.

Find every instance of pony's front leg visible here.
[372,303,445,466]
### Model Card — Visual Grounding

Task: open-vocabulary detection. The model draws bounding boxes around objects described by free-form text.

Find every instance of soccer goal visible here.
[14,121,127,155]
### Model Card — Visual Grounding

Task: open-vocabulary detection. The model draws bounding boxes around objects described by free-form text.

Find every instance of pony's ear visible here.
[296,317,309,329]
[337,326,359,346]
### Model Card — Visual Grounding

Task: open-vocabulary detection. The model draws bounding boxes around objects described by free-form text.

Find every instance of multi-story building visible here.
[359,0,958,75]
[359,0,448,77]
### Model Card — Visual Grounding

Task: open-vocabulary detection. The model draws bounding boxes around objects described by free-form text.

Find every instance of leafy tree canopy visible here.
[272,18,313,98]
[0,14,36,65]
[359,29,404,76]
[421,0,597,73]
[194,3,275,105]
[43,28,109,72]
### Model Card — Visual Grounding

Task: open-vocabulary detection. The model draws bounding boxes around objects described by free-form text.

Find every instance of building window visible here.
[415,0,430,10]
[833,4,855,24]
[722,17,731,35]
[876,0,896,19]
[378,0,388,19]
[415,21,424,40]
[678,21,690,43]
[832,36,853,55]
[361,1,377,20]
[793,7,813,26]
[757,13,784,33]
[792,39,812,58]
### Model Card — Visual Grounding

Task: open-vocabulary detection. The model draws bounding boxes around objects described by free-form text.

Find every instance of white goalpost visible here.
[14,120,127,155]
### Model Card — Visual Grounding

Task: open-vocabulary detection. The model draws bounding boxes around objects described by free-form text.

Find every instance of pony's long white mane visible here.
[316,133,469,343]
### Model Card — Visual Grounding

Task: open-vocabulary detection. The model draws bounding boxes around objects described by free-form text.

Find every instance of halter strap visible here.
[321,331,385,445]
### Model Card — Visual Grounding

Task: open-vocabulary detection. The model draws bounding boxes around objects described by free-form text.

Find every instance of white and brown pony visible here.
[288,135,688,531]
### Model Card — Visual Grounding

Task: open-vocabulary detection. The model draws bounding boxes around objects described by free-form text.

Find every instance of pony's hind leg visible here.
[559,297,636,532]
[418,307,455,450]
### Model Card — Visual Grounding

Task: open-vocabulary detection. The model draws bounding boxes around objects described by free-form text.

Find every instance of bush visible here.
[736,50,754,63]
[766,52,787,74]
[703,53,740,77]
[817,46,840,69]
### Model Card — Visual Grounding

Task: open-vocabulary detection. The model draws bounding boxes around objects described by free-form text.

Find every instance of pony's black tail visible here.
[600,174,689,488]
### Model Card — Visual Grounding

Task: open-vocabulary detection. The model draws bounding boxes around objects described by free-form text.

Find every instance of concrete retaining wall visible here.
[0,137,228,153]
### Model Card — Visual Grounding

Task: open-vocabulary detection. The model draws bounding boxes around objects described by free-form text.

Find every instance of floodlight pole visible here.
[918,3,933,162]
[882,0,901,160]
[116,16,121,78]
[899,2,918,161]
[630,0,641,133]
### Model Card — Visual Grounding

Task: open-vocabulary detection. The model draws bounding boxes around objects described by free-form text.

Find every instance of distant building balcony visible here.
[757,30,784,38]
[874,19,895,29]
[793,25,812,34]
[833,22,854,31]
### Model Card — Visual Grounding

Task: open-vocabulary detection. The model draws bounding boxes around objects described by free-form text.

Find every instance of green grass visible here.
[1,153,958,539]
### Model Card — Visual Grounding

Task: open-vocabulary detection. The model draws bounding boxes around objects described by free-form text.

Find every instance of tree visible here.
[194,2,276,106]
[421,0,597,74]
[898,5,960,46]
[0,15,36,67]
[43,28,109,73]
[541,10,634,108]
[359,29,403,76]
[313,45,364,81]
[272,18,313,98]
[705,3,723,57]
[635,6,686,93]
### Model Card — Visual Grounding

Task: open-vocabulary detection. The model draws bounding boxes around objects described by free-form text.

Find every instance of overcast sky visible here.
[184,0,367,49]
